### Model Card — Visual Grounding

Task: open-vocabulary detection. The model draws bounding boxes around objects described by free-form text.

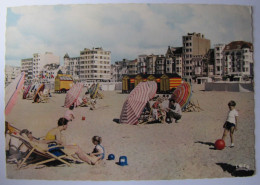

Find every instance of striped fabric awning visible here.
[5,72,25,115]
[119,81,157,125]
[64,83,83,108]
[169,78,182,89]
[171,82,192,110]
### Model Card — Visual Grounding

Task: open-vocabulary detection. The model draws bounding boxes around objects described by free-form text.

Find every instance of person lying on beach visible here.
[88,136,105,165]
[44,117,95,164]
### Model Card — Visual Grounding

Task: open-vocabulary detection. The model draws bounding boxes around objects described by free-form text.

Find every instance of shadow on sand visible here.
[113,118,120,123]
[195,141,216,150]
[216,163,255,177]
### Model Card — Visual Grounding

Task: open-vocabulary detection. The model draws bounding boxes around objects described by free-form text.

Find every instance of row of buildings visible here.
[112,32,254,82]
[5,32,254,86]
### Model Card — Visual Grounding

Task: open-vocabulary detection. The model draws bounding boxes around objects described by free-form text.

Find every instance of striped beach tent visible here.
[64,83,83,108]
[171,82,192,110]
[120,81,157,125]
[5,72,25,115]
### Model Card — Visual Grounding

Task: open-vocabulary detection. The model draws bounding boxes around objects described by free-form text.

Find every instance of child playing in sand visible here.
[88,136,105,164]
[222,100,238,148]
[64,105,75,122]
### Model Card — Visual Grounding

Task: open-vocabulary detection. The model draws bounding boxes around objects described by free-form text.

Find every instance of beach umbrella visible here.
[64,83,83,108]
[120,81,157,125]
[171,81,192,110]
[33,83,45,102]
[23,85,31,99]
[5,72,25,115]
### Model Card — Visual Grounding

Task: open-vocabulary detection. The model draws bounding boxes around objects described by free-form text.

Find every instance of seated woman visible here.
[44,117,95,165]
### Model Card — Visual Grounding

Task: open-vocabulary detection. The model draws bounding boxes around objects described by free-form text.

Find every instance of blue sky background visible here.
[5,4,253,66]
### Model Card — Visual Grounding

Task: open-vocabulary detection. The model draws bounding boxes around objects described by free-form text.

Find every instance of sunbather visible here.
[44,117,95,164]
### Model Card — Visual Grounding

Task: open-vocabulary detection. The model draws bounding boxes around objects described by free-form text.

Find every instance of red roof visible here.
[224,41,253,52]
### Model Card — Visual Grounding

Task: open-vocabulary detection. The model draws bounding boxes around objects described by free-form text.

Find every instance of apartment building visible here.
[214,44,226,76]
[32,52,60,80]
[21,58,33,83]
[5,65,21,86]
[79,47,111,82]
[182,32,210,77]
[223,41,253,77]
[64,53,80,79]
[137,55,147,74]
[127,59,138,75]
[165,46,183,76]
[146,54,157,75]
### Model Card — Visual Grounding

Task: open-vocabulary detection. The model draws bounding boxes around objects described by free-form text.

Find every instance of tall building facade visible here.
[21,52,60,84]
[223,41,253,77]
[182,32,210,77]
[214,44,226,76]
[32,52,60,81]
[79,47,111,82]
[21,58,33,83]
[165,46,183,76]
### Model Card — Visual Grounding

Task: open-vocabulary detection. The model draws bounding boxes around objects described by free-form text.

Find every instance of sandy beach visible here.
[5,84,255,180]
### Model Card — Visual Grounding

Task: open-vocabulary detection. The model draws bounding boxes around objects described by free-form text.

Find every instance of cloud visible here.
[5,4,253,66]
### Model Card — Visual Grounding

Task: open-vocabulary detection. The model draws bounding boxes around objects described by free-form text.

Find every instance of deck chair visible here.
[6,124,73,169]
[16,135,72,169]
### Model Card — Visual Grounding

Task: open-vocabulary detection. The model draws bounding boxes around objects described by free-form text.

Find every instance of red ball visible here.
[215,139,225,150]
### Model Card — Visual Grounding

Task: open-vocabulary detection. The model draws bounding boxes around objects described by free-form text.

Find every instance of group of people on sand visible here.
[5,118,105,166]
[141,95,182,124]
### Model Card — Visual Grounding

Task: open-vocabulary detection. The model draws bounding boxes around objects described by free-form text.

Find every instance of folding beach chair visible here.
[16,135,72,169]
[6,124,73,169]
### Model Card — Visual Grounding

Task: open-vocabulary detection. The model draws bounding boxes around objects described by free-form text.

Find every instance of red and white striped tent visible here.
[119,81,157,125]
[64,83,83,108]
[5,72,25,115]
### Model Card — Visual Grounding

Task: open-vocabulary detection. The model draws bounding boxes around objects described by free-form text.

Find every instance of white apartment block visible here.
[223,41,253,77]
[127,59,138,75]
[79,47,111,82]
[21,58,33,83]
[146,54,157,74]
[5,65,21,86]
[165,46,183,76]
[32,52,60,80]
[21,52,60,84]
[137,55,147,74]
[214,44,225,76]
[64,53,80,79]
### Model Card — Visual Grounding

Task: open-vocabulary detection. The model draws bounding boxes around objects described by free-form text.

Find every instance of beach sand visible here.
[5,84,255,180]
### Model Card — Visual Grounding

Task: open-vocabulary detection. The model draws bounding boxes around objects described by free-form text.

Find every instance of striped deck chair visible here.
[16,135,72,169]
[6,124,73,169]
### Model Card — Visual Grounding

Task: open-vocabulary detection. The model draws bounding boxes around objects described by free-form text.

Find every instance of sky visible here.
[5,4,253,66]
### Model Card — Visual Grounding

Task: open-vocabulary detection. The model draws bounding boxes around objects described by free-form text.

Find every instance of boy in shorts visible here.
[222,100,238,148]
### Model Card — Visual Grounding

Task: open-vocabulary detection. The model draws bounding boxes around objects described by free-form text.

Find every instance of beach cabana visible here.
[119,81,157,125]
[134,75,143,87]
[160,74,170,92]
